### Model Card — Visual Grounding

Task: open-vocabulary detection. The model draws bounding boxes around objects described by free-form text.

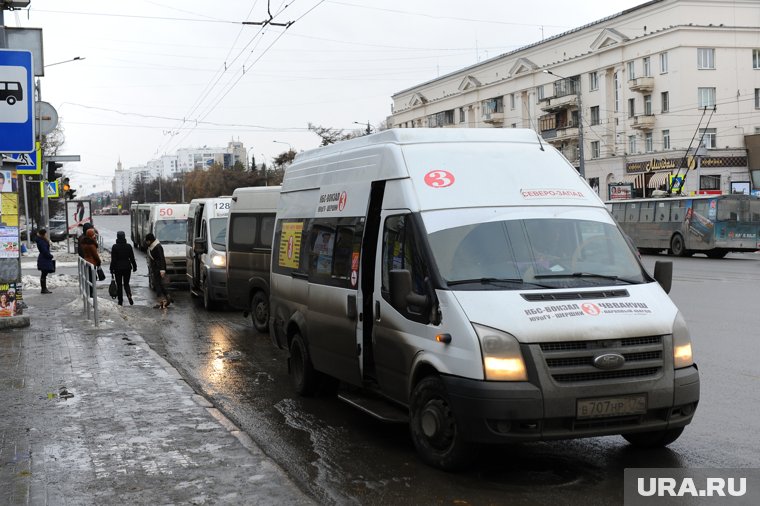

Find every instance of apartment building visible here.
[389,0,760,199]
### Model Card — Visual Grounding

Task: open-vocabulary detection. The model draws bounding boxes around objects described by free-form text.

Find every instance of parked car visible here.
[49,219,68,242]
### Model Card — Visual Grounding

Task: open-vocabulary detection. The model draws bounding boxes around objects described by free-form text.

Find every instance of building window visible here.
[755,88,760,109]
[482,96,504,116]
[591,141,600,159]
[644,95,652,115]
[645,132,653,153]
[699,128,717,148]
[663,129,671,150]
[661,91,669,113]
[754,49,760,70]
[628,98,635,118]
[698,87,716,108]
[755,127,760,135]
[510,93,515,110]
[459,107,465,123]
[536,85,545,101]
[626,61,635,79]
[660,52,669,73]
[614,72,620,112]
[589,71,599,91]
[511,123,517,128]
[697,48,715,69]
[628,135,637,154]
[590,106,600,125]
[700,174,720,191]
[643,56,651,77]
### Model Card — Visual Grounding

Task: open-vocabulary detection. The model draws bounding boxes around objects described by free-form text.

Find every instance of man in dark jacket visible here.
[110,231,138,306]
[145,232,172,308]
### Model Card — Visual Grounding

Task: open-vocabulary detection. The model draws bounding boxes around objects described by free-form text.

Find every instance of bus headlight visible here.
[473,323,528,381]
[211,252,226,267]
[672,311,694,369]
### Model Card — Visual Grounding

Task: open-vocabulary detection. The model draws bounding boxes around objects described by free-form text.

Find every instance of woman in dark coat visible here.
[34,229,54,294]
[110,231,137,305]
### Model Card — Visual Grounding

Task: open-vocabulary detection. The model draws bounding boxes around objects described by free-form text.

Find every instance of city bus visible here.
[608,194,760,258]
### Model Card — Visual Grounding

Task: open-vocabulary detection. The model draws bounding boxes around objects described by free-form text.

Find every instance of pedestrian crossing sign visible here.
[40,180,59,198]
[669,174,684,192]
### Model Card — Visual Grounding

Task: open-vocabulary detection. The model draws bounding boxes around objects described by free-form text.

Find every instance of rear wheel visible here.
[670,234,687,257]
[7,96,16,105]
[289,333,318,396]
[409,376,473,471]
[623,427,684,448]
[251,291,269,333]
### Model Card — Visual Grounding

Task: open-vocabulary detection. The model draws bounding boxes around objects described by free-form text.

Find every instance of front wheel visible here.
[289,333,318,396]
[251,291,269,333]
[409,376,473,471]
[7,96,16,105]
[202,279,215,310]
[623,427,684,448]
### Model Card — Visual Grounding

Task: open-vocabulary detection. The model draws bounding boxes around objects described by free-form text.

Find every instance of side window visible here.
[260,215,275,248]
[656,201,670,222]
[305,217,363,288]
[381,214,431,323]
[627,203,640,223]
[200,219,207,241]
[229,214,258,252]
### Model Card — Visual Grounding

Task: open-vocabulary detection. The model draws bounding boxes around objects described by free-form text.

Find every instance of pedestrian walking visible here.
[110,231,137,306]
[34,229,54,294]
[145,232,172,308]
[80,228,101,297]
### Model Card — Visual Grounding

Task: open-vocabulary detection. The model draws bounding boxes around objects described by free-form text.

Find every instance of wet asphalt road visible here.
[96,216,760,505]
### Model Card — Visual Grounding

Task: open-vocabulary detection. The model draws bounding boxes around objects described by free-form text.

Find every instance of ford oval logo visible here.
[593,353,625,370]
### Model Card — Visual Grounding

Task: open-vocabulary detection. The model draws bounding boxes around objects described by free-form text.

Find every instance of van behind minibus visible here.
[225,186,280,332]
[187,197,232,309]
[130,202,189,285]
[269,128,699,470]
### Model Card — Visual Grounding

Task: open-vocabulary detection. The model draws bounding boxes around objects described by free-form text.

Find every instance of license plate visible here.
[577,394,647,419]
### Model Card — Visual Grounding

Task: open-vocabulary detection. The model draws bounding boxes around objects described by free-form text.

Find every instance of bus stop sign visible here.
[0,49,35,153]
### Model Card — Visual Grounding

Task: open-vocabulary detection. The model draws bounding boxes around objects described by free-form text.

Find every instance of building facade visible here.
[389,0,760,199]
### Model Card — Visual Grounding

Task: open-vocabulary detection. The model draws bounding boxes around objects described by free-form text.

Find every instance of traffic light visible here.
[67,188,77,200]
[47,161,63,181]
[61,177,70,192]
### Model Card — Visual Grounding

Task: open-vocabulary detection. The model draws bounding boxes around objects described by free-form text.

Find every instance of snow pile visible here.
[22,273,80,289]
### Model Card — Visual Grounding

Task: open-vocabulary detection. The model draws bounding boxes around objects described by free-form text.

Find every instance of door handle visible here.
[375,300,381,321]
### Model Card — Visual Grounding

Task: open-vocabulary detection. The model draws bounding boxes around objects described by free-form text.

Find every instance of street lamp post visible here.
[44,56,85,68]
[353,121,373,135]
[543,70,585,179]
[273,140,293,152]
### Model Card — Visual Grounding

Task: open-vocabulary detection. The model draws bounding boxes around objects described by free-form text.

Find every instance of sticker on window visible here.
[279,222,304,269]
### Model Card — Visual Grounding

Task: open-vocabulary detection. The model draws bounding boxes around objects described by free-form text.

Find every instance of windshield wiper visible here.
[447,277,553,288]
[534,272,638,284]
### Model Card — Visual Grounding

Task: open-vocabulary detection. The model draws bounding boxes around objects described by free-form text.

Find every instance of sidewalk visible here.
[0,286,314,505]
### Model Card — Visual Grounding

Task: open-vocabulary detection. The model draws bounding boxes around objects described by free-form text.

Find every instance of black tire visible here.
[706,249,727,259]
[7,96,16,105]
[289,333,318,396]
[409,376,473,471]
[202,279,215,310]
[251,291,269,333]
[622,427,684,448]
[670,234,687,257]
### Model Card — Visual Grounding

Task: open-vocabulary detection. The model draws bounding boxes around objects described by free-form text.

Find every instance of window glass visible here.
[382,215,429,300]
[656,201,670,222]
[154,219,187,244]
[209,217,227,250]
[260,215,275,247]
[229,215,257,251]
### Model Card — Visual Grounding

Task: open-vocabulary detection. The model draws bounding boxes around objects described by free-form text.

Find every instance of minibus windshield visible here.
[425,210,646,290]
[154,219,188,244]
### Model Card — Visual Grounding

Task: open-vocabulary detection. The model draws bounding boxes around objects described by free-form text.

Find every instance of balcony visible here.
[628,76,654,93]
[632,114,655,130]
[482,111,505,125]
[540,93,578,113]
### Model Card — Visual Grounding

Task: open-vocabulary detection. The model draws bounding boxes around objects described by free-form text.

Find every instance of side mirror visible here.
[193,237,207,254]
[389,269,429,315]
[653,260,672,294]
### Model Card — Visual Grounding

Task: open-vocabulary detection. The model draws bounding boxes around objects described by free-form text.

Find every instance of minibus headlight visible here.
[211,252,226,267]
[473,323,528,381]
[672,311,694,369]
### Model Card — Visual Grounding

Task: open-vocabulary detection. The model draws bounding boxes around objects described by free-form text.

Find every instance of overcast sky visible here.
[6,0,646,194]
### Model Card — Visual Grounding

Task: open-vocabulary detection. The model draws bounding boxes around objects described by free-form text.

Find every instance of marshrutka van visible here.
[269,128,700,470]
[129,202,189,284]
[225,186,280,332]
[186,196,232,309]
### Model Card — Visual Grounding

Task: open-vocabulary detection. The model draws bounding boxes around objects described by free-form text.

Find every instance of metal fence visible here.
[77,256,99,326]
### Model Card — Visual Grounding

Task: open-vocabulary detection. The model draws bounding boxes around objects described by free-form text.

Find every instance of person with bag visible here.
[145,232,172,309]
[109,230,137,306]
[34,229,55,294]
[80,228,102,296]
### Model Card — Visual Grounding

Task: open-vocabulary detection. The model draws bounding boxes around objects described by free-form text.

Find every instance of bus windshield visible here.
[425,210,646,290]
[154,219,187,244]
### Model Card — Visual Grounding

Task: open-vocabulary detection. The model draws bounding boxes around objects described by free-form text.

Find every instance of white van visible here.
[269,128,699,470]
[130,203,190,285]
[187,197,232,309]
[225,186,280,332]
